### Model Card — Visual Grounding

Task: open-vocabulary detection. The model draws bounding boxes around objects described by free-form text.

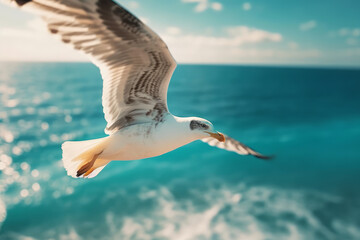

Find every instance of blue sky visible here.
[0,0,359,67]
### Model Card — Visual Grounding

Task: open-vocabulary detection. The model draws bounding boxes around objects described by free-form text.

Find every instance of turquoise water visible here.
[0,63,359,239]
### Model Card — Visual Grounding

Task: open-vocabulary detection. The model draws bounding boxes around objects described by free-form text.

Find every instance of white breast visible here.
[100,115,197,161]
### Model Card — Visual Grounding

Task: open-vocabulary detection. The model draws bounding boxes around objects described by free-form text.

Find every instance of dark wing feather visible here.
[202,133,272,160]
[5,0,177,134]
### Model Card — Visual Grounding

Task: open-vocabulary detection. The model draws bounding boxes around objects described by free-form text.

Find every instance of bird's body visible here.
[99,115,199,161]
[63,115,207,178]
[2,0,271,178]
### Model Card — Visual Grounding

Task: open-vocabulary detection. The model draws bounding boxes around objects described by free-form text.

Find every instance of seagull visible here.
[3,0,271,178]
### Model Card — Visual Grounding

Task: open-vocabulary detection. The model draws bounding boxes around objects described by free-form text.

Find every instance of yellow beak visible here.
[206,131,225,142]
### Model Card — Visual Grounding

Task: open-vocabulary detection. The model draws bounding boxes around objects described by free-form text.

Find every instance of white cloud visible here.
[0,28,35,39]
[330,28,360,48]
[182,0,223,12]
[337,28,360,37]
[139,17,150,24]
[346,38,358,46]
[160,26,284,63]
[340,48,360,57]
[299,20,317,31]
[166,27,182,35]
[0,18,46,39]
[1,17,348,66]
[353,29,360,37]
[317,48,360,67]
[164,26,281,50]
[339,28,350,36]
[159,26,355,66]
[1,22,284,63]
[120,0,139,10]
[226,26,282,43]
[182,0,207,12]
[243,2,251,11]
[0,17,86,62]
[128,1,139,9]
[288,42,299,49]
[211,2,223,11]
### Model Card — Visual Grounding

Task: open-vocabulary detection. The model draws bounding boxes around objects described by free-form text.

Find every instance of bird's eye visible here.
[190,120,209,130]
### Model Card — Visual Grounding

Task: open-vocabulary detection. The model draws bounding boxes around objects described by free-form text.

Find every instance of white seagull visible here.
[3,0,271,178]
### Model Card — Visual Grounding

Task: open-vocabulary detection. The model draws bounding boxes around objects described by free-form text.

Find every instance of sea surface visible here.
[0,63,359,240]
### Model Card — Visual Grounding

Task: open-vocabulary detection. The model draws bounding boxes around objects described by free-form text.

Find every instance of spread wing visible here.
[202,133,272,160]
[5,0,177,134]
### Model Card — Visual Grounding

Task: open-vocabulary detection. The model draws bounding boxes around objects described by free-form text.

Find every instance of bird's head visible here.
[188,117,225,142]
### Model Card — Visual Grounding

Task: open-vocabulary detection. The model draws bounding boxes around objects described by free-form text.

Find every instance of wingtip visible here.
[1,0,32,8]
[9,0,32,6]
[254,154,275,160]
[248,147,274,160]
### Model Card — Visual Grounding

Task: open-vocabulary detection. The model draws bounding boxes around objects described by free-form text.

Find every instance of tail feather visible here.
[61,137,110,179]
[76,159,95,177]
[86,165,107,178]
[83,158,109,178]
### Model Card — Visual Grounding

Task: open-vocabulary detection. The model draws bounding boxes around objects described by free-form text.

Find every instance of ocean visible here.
[0,63,359,240]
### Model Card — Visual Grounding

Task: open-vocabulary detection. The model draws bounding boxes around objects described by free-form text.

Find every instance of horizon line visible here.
[0,60,359,71]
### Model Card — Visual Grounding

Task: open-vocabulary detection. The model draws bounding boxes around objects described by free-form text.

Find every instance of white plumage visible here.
[3,0,270,178]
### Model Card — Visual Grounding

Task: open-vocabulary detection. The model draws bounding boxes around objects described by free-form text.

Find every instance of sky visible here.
[0,0,359,67]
